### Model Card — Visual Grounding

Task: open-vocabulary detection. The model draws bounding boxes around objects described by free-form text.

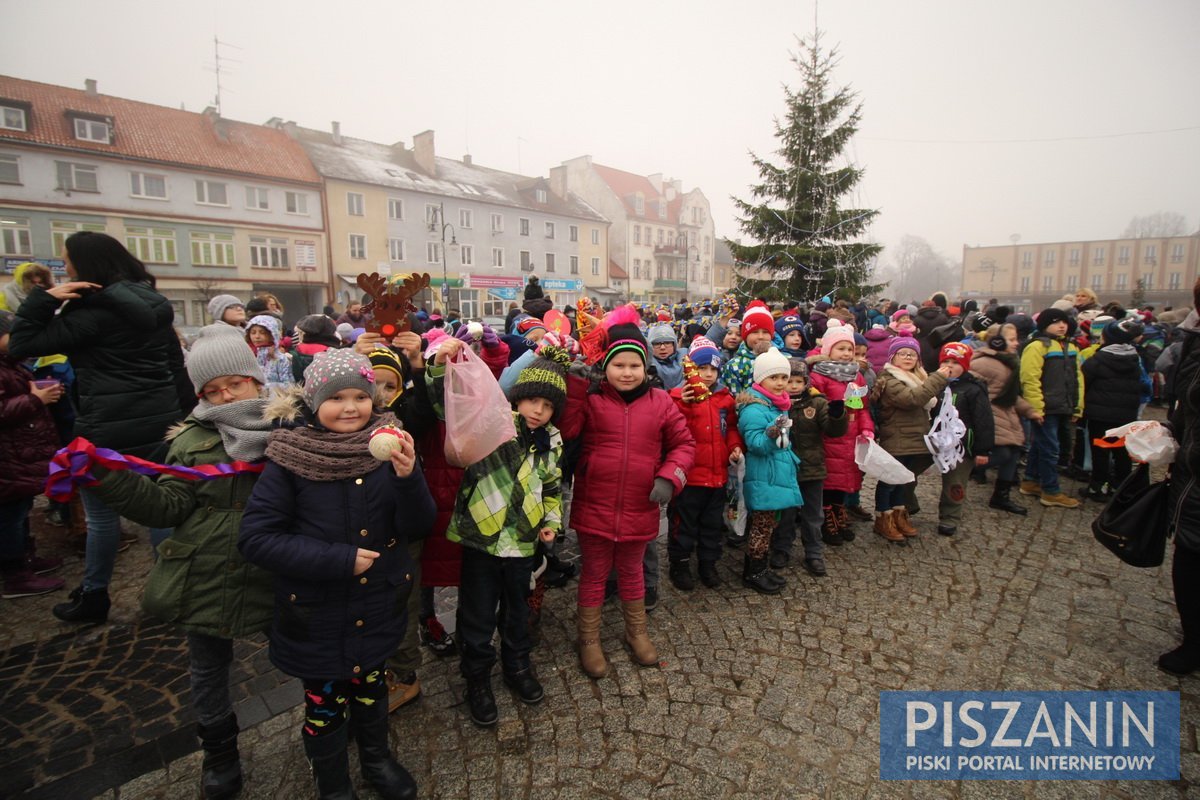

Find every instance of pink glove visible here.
[538,331,579,357]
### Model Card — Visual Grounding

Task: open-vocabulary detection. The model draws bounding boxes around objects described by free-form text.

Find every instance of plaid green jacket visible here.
[444,412,563,557]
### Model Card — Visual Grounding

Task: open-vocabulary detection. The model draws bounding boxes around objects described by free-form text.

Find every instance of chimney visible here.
[647,173,663,194]
[331,121,342,145]
[549,165,568,200]
[84,79,97,96]
[462,154,472,165]
[413,130,436,175]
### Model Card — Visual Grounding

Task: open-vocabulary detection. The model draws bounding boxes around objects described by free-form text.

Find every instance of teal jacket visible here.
[737,387,802,512]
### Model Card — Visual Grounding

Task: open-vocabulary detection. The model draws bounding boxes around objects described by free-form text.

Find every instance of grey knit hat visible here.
[187,324,265,395]
[302,348,377,411]
[207,294,244,323]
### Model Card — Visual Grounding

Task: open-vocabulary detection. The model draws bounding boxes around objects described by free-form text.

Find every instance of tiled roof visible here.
[0,75,321,184]
[292,127,607,222]
[714,238,735,264]
[592,163,679,223]
[608,259,628,279]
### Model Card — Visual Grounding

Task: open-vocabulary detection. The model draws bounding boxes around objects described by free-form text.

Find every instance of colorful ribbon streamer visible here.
[46,437,266,502]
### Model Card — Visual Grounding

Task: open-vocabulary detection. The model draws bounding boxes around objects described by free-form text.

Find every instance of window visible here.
[51,220,105,253]
[1068,249,1080,266]
[426,204,440,226]
[704,235,711,254]
[1143,273,1154,290]
[249,236,289,269]
[1093,248,1105,266]
[656,229,664,245]
[1118,246,1130,265]
[1021,251,1032,268]
[459,209,473,229]
[388,238,405,262]
[569,225,579,242]
[570,255,579,274]
[657,200,666,219]
[460,244,473,266]
[483,299,506,316]
[545,253,556,273]
[1144,244,1157,264]
[1044,251,1055,266]
[703,267,710,284]
[519,218,530,236]
[245,186,270,211]
[348,234,367,260]
[1020,277,1030,292]
[0,106,27,131]
[388,198,405,220]
[1170,273,1181,291]
[520,250,532,271]
[190,232,236,266]
[1066,274,1078,291]
[633,259,640,279]
[545,222,555,239]
[634,225,641,245]
[491,213,503,233]
[57,161,99,192]
[347,192,364,216]
[1171,244,1185,263]
[536,188,547,203]
[0,154,19,185]
[285,191,308,215]
[591,228,600,245]
[125,226,177,264]
[634,195,644,215]
[1092,274,1104,291]
[130,171,167,199]
[73,117,110,143]
[194,179,228,206]
[1115,274,1127,290]
[491,247,504,268]
[426,242,442,264]
[591,257,600,276]
[0,217,32,256]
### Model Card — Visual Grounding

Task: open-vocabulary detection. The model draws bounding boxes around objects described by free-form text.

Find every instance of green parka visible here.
[89,418,273,639]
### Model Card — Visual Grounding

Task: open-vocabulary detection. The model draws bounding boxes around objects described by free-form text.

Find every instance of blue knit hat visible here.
[774,315,805,339]
[687,336,722,368]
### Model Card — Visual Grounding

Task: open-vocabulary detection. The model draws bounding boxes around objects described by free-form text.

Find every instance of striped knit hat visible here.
[508,346,570,416]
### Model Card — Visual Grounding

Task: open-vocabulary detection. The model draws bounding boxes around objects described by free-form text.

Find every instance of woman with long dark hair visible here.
[9,232,193,623]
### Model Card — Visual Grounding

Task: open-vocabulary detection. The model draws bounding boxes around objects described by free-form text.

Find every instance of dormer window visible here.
[657,200,667,219]
[71,115,111,143]
[1,105,28,132]
[536,188,547,203]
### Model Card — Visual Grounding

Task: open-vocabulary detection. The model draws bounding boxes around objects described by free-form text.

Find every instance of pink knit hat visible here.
[819,320,856,356]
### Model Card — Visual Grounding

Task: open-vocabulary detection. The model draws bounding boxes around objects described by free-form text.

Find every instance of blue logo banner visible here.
[880,691,1179,780]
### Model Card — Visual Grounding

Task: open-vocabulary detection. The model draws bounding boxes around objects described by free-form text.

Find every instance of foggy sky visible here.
[6,0,1199,270]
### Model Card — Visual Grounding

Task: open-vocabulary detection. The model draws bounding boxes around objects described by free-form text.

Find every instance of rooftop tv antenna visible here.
[205,36,242,115]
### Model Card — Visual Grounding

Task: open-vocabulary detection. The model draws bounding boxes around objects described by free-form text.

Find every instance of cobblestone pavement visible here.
[4,462,1198,799]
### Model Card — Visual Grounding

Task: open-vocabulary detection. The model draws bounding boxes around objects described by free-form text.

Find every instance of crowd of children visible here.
[6,244,1193,799]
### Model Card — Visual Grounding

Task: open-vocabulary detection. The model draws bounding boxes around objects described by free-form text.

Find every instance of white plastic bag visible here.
[855,436,916,484]
[1105,420,1178,466]
[443,346,516,467]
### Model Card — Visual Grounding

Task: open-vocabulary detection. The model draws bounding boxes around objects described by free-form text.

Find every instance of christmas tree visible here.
[730,31,883,302]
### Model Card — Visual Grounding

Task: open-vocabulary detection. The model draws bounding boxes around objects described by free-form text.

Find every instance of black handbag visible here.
[1091,464,1171,568]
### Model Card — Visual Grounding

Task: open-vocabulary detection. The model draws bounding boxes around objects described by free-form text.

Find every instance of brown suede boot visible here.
[621,600,659,666]
[576,605,608,678]
[874,511,906,543]
[892,506,918,537]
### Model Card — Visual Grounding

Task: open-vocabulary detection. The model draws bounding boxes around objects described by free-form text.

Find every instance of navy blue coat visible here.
[239,460,435,680]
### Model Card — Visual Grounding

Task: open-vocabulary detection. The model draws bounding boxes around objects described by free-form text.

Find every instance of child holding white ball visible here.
[239,348,434,800]
[428,338,568,727]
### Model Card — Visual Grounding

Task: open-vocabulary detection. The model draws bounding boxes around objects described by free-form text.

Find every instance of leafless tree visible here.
[1122,211,1188,239]
[189,277,226,305]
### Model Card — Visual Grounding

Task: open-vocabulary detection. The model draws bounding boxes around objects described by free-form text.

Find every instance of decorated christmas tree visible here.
[730,31,883,302]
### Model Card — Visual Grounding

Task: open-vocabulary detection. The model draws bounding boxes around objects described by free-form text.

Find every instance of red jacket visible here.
[559,377,695,541]
[0,354,57,502]
[416,420,463,587]
[477,341,511,379]
[668,386,743,488]
[808,370,874,493]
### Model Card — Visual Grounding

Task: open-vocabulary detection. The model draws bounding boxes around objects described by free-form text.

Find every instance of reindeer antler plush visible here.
[356,272,432,337]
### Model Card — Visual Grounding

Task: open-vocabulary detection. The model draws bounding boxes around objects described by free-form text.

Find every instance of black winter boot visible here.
[988,480,1028,515]
[668,558,695,591]
[464,673,498,727]
[303,724,358,800]
[350,695,417,800]
[697,560,721,588]
[52,585,110,623]
[502,667,545,705]
[197,714,242,800]
[741,556,784,595]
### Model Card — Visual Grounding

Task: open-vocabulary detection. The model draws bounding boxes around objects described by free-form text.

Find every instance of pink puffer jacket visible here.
[808,367,874,493]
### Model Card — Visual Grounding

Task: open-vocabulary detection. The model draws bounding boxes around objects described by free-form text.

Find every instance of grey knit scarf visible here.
[811,360,860,383]
[265,412,398,482]
[191,398,274,462]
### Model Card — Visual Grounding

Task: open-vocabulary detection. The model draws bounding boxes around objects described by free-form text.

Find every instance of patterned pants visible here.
[301,666,386,737]
[748,511,777,559]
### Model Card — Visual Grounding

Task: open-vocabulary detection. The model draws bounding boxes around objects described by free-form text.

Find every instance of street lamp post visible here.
[429,202,458,311]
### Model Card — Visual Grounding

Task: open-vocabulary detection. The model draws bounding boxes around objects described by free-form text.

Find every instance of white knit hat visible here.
[752,347,791,384]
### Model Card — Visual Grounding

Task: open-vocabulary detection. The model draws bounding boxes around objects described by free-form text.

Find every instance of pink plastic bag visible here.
[443,346,516,467]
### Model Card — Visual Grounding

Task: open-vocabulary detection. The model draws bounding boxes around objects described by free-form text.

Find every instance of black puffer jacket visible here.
[1168,325,1200,551]
[914,306,951,372]
[1082,344,1143,425]
[0,353,58,501]
[9,283,192,457]
[932,372,995,458]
